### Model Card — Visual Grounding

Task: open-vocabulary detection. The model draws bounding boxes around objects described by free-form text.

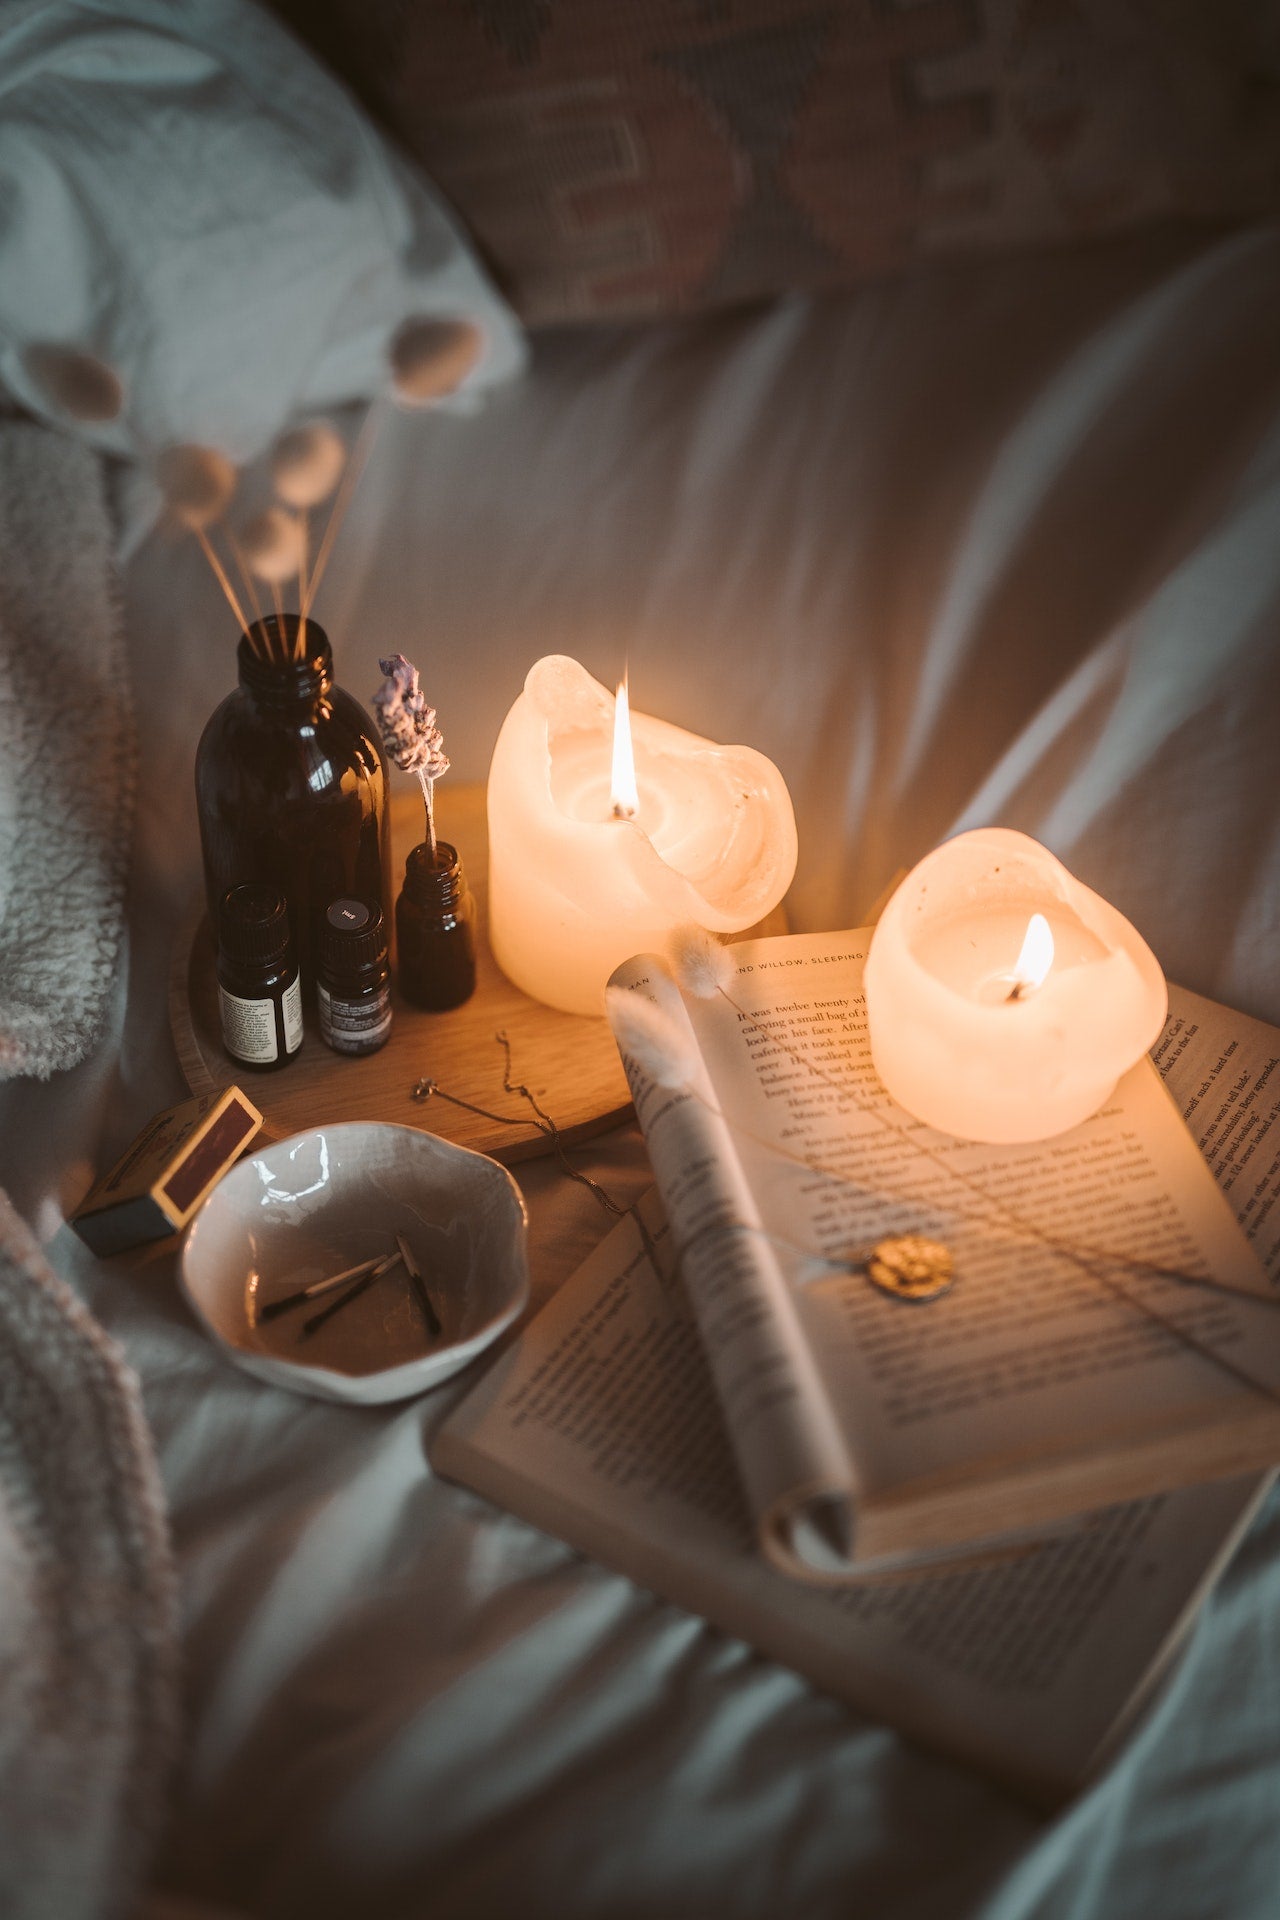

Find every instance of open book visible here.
[597,933,1280,1575]
[432,950,1280,1799]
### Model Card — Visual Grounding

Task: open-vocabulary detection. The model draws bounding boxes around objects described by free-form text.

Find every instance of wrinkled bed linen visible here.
[2,222,1278,1919]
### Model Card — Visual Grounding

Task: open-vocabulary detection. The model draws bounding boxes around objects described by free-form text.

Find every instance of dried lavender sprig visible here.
[372,653,450,864]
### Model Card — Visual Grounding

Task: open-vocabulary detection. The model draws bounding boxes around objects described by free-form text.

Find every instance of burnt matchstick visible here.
[396,1232,442,1337]
[302,1249,404,1338]
[257,1254,387,1324]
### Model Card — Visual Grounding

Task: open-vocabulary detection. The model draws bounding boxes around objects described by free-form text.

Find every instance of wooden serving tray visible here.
[170,783,783,1164]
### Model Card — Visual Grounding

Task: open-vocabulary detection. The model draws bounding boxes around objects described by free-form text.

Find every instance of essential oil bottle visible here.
[316,897,393,1056]
[396,840,477,1011]
[216,884,303,1071]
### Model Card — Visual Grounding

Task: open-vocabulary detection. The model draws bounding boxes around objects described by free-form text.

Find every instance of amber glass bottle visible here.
[195,616,390,989]
[216,883,303,1072]
[396,840,477,1011]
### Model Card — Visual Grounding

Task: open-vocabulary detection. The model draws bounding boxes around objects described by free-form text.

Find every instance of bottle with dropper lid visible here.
[396,840,477,1011]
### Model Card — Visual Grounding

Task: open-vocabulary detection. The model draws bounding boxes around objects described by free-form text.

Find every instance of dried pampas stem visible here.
[604,987,697,1089]
[668,924,735,999]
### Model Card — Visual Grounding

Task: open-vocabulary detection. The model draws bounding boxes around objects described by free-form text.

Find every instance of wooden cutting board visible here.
[170,782,784,1164]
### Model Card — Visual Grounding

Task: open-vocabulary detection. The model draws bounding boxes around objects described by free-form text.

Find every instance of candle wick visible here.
[1007,980,1028,1002]
[611,800,636,821]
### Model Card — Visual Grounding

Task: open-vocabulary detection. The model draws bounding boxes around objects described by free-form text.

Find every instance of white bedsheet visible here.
[3,220,1280,1918]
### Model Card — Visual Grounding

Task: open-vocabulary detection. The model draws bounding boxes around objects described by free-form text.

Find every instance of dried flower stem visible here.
[296,518,308,657]
[304,401,382,619]
[195,527,262,654]
[417,768,438,865]
[226,531,266,633]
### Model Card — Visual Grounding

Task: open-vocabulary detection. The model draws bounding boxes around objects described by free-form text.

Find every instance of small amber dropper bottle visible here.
[396,840,477,1011]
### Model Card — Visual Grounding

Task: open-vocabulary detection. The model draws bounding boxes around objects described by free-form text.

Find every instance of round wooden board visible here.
[170,783,786,1165]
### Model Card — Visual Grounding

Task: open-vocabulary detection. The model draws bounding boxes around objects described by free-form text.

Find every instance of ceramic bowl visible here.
[181,1122,529,1404]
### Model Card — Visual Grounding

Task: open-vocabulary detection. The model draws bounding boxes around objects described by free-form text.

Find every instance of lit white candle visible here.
[487,655,797,1015]
[863,829,1167,1142]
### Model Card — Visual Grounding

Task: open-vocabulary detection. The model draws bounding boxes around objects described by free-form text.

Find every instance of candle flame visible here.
[1011,912,1054,996]
[611,676,639,819]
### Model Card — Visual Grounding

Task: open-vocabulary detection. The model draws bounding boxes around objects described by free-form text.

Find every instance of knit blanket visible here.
[0,1191,178,1919]
[0,418,136,1077]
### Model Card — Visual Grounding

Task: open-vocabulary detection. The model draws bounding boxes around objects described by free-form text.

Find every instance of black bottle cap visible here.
[319,896,387,973]
[218,884,292,968]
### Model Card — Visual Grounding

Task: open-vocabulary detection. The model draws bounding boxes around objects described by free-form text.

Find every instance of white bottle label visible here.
[317,979,392,1054]
[282,973,304,1055]
[218,984,279,1064]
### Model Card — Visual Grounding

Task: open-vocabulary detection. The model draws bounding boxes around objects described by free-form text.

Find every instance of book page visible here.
[609,961,858,1570]
[669,933,1280,1563]
[432,1191,1271,1804]
[1154,984,1280,1276]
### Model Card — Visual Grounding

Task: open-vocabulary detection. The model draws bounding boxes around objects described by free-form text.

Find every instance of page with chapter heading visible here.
[664,933,1280,1559]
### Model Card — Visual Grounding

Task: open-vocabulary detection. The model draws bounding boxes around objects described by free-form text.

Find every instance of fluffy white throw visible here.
[0,418,136,1077]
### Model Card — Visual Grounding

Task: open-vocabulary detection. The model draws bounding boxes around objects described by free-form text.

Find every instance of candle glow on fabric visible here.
[863,829,1168,1143]
[487,655,798,1015]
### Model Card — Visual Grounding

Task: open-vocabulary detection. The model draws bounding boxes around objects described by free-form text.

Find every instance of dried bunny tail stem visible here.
[605,987,698,1089]
[388,316,485,407]
[156,444,237,530]
[226,530,266,633]
[152,441,264,651]
[303,400,383,620]
[668,924,736,999]
[241,507,306,584]
[194,528,256,647]
[269,420,345,644]
[297,516,308,654]
[270,420,346,508]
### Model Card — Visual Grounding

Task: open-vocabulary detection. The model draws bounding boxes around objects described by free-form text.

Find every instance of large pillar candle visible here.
[863,829,1167,1143]
[487,655,797,1015]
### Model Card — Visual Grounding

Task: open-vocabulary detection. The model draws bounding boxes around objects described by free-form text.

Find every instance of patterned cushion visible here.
[267,0,1280,323]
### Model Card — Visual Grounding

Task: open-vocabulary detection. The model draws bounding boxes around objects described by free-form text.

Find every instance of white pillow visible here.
[0,0,524,465]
